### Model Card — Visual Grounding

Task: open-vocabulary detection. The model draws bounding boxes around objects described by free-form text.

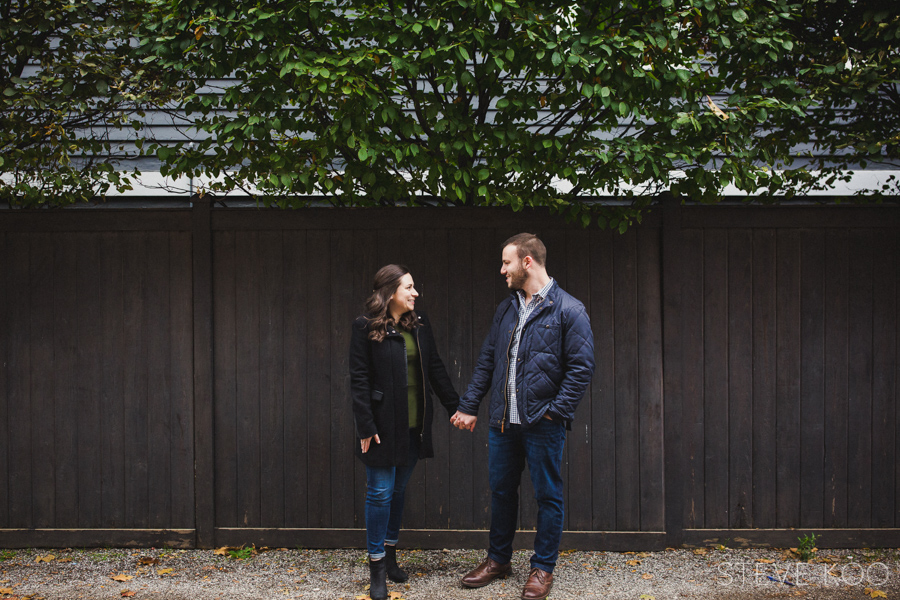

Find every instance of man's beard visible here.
[507,268,528,290]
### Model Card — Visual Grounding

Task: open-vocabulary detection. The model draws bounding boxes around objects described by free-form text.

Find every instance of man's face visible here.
[501,244,528,290]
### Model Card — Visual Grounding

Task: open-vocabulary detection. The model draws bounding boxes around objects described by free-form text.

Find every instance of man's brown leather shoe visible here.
[521,567,554,600]
[460,556,511,588]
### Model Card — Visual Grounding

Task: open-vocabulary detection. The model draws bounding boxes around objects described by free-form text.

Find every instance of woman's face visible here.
[388,273,418,317]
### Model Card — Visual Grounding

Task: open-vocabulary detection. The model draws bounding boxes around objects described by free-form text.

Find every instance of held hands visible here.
[450,410,477,432]
[360,434,380,453]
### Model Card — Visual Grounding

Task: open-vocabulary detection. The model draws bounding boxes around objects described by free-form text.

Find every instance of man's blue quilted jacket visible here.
[458,282,595,429]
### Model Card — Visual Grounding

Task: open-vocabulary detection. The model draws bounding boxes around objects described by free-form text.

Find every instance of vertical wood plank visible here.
[235,231,262,527]
[306,230,332,527]
[823,230,849,528]
[564,229,593,531]
[259,231,286,527]
[680,228,704,530]
[775,230,802,528]
[871,230,897,527]
[752,230,777,529]
[100,233,126,527]
[147,232,172,528]
[329,229,355,528]
[171,231,195,530]
[614,230,640,531]
[31,234,55,527]
[847,230,873,528]
[703,229,728,529]
[728,230,753,528]
[422,228,453,531]
[637,226,664,532]
[447,228,475,529]
[123,232,150,528]
[76,234,102,528]
[283,230,310,528]
[799,230,826,528]
[662,198,685,546]
[7,233,32,527]
[213,231,238,527]
[192,197,214,544]
[54,234,79,527]
[590,230,616,531]
[0,233,9,526]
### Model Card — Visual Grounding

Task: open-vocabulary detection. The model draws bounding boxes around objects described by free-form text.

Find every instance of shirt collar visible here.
[516,277,555,306]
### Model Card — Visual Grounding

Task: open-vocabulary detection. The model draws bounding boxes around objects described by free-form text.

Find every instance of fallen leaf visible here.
[637,552,652,558]
[355,595,368,600]
[138,557,159,565]
[864,588,888,598]
[692,548,708,556]
[757,558,775,564]
[642,573,653,580]
[640,595,656,600]
[157,568,173,575]
[389,593,405,600]
[0,588,13,595]
[121,591,136,598]
[626,559,641,566]
[110,574,133,582]
[213,547,230,556]
[34,555,55,563]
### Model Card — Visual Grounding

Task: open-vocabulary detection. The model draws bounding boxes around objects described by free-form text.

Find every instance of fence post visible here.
[661,193,685,548]
[192,194,215,548]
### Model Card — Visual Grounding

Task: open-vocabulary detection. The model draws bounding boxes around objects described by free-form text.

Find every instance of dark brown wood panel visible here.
[590,231,616,531]
[283,230,311,528]
[680,228,705,530]
[823,230,849,528]
[775,230,802,529]
[637,226,664,532]
[703,229,728,529]
[0,233,8,527]
[213,231,239,527]
[751,230,777,529]
[728,230,753,528]
[871,230,897,528]
[799,230,826,529]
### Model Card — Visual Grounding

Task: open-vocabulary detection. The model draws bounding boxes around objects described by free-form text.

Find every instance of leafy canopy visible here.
[3,0,897,224]
[0,0,176,206]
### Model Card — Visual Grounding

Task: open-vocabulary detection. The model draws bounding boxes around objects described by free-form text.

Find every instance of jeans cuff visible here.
[384,539,398,546]
[369,552,386,561]
[530,560,555,574]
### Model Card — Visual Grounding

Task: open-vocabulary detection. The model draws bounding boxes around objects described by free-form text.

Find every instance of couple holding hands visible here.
[349,233,595,600]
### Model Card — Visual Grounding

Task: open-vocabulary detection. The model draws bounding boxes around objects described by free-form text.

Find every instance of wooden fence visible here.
[0,200,898,550]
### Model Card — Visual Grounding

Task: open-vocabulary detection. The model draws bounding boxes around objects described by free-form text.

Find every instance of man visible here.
[451,233,595,600]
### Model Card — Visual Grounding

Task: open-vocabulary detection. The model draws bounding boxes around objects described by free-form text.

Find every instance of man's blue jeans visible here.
[364,429,420,559]
[487,419,566,573]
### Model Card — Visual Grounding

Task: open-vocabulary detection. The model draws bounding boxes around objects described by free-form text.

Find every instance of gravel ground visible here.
[2,546,899,600]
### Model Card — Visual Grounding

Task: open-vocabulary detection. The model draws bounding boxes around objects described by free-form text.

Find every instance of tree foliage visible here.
[0,0,173,206]
[2,0,897,222]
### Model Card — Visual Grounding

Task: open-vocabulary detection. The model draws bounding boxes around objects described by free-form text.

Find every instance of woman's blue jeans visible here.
[487,418,567,573]
[365,429,420,559]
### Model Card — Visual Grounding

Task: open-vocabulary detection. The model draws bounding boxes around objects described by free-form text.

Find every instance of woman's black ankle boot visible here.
[369,557,388,600]
[384,545,408,583]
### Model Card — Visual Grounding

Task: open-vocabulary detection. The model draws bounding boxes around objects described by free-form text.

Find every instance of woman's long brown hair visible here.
[365,264,419,342]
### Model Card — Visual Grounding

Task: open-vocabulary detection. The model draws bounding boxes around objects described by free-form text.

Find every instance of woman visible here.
[349,264,460,600]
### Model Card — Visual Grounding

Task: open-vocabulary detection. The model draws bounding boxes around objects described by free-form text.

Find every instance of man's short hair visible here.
[503,233,546,266]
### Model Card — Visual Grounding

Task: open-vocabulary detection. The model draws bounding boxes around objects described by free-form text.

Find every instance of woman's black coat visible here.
[349,311,460,468]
